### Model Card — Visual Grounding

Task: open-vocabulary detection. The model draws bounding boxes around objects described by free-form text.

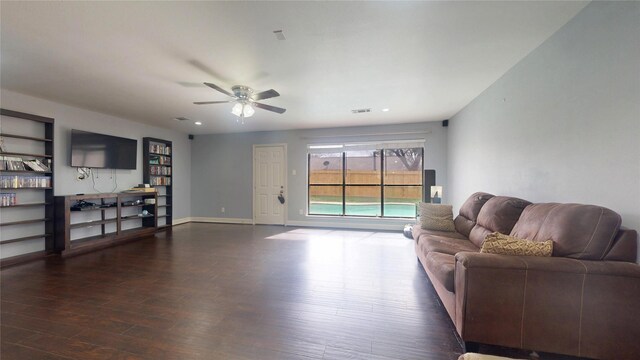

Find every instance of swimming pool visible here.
[309,202,417,217]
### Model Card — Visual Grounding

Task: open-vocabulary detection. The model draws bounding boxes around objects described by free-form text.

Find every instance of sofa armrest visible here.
[454,252,640,359]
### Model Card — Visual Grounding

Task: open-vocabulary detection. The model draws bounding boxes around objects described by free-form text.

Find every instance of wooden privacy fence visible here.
[309,171,422,199]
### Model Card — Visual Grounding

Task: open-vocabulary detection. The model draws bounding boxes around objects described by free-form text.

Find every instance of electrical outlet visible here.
[221,207,225,213]
[292,169,297,176]
[299,209,303,215]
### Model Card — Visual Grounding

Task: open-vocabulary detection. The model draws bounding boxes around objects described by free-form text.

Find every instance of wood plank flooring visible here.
[1,223,581,360]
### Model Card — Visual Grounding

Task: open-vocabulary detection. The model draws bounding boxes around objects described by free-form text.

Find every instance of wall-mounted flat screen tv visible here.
[70,129,137,169]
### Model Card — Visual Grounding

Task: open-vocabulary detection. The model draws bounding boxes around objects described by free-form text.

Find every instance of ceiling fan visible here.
[193,82,286,120]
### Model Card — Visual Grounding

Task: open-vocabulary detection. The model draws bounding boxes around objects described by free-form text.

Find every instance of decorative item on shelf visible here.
[144,198,156,205]
[0,136,6,152]
[140,210,154,217]
[431,185,443,204]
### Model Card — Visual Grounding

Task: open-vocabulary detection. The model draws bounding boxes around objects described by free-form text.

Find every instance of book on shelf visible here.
[149,143,171,155]
[0,193,17,206]
[149,165,171,175]
[0,157,50,172]
[1,156,26,171]
[0,175,51,188]
[149,155,171,165]
[150,176,171,186]
[23,159,51,172]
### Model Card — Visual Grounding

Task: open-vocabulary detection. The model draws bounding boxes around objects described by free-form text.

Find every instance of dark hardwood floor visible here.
[1,224,582,360]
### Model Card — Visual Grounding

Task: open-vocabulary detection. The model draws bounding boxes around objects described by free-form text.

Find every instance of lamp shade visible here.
[231,103,243,116]
[243,104,255,118]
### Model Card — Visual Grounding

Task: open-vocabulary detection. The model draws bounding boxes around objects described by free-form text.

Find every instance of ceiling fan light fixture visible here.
[231,103,243,117]
[197,82,286,119]
[243,104,255,118]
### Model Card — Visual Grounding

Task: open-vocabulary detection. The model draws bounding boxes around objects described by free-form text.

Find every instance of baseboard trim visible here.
[170,217,408,231]
[172,217,191,226]
[285,220,407,231]
[190,217,253,225]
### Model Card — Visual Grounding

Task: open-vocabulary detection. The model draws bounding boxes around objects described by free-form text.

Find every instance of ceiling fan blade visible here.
[193,100,234,105]
[253,102,286,114]
[204,82,233,97]
[252,89,280,101]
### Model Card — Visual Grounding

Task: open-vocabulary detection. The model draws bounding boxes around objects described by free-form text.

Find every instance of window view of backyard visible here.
[308,146,423,218]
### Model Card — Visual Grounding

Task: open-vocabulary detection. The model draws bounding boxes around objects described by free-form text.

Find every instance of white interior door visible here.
[253,145,286,225]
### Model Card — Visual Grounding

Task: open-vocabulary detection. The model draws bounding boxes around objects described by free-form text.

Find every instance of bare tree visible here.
[389,149,422,171]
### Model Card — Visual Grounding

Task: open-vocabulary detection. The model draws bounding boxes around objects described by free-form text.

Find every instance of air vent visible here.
[351,108,371,114]
[174,117,190,121]
[273,30,286,41]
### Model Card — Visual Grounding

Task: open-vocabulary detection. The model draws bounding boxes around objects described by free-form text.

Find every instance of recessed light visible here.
[381,108,390,112]
[194,121,202,126]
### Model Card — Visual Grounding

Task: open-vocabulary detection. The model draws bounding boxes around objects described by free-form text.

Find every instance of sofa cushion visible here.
[419,203,456,232]
[420,235,480,255]
[424,252,456,292]
[510,203,622,260]
[481,232,553,257]
[468,196,532,248]
[412,226,467,243]
[454,192,495,237]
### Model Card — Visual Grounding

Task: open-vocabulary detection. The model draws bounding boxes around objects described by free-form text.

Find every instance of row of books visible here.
[0,193,17,206]
[150,176,171,186]
[0,157,51,172]
[149,144,171,155]
[149,165,171,176]
[0,175,51,188]
[149,155,171,166]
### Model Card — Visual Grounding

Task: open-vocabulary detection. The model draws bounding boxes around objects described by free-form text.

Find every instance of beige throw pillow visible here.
[419,203,456,232]
[481,232,553,257]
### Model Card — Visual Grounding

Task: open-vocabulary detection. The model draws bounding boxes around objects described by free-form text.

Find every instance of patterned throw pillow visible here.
[419,203,456,232]
[481,232,553,257]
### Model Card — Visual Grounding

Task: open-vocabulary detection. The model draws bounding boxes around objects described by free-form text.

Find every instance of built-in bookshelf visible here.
[54,192,158,257]
[143,137,172,227]
[0,108,55,268]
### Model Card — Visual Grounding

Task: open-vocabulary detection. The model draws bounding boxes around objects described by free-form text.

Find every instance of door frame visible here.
[252,143,288,225]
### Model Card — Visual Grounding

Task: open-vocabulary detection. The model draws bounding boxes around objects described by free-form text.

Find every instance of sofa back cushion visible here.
[510,203,622,260]
[603,228,638,262]
[454,192,495,238]
[468,196,532,248]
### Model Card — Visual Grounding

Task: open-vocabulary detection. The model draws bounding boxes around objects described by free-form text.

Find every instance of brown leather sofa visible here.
[413,192,640,360]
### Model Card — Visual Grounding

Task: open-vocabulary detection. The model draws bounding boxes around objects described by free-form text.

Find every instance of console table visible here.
[54,192,157,257]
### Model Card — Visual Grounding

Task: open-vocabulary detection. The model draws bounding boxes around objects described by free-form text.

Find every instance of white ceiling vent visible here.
[351,108,371,114]
[273,30,286,41]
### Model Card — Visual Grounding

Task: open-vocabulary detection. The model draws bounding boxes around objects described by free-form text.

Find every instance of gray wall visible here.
[1,89,191,258]
[191,121,447,229]
[447,2,640,260]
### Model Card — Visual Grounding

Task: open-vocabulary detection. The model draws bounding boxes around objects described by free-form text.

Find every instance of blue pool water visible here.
[309,203,416,217]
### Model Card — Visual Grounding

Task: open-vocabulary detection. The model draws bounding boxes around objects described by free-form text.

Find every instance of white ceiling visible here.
[1,1,588,134]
